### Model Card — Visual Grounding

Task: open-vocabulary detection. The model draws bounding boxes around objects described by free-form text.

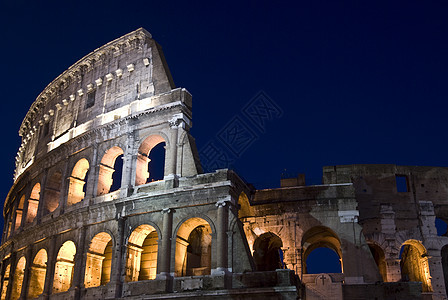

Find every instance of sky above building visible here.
[0,0,447,217]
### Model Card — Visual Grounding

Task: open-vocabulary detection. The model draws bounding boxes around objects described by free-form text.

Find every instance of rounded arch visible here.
[11,256,26,300]
[67,158,90,206]
[53,240,76,293]
[97,146,124,196]
[367,242,387,282]
[85,232,113,287]
[14,195,26,230]
[26,183,41,224]
[302,226,342,274]
[28,248,48,298]
[400,239,432,292]
[173,215,216,239]
[125,224,159,282]
[44,170,62,214]
[135,134,167,185]
[253,232,284,271]
[174,217,214,277]
[238,192,254,218]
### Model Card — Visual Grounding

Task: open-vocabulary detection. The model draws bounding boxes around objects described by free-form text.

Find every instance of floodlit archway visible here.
[26,183,41,223]
[125,225,158,281]
[302,226,342,274]
[11,256,26,300]
[97,147,124,195]
[28,249,48,298]
[84,232,113,287]
[253,232,284,271]
[368,243,387,281]
[53,240,76,293]
[67,159,89,205]
[175,218,212,277]
[14,196,25,230]
[135,135,166,185]
[0,264,10,300]
[400,240,432,292]
[44,171,62,214]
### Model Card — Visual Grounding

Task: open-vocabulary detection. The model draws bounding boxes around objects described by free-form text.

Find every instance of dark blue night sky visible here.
[0,1,447,268]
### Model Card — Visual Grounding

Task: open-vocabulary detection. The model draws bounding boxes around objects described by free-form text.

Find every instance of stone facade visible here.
[0,28,447,300]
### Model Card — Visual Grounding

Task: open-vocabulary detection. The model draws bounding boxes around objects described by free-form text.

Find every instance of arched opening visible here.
[28,249,47,298]
[84,232,113,288]
[175,218,212,277]
[53,240,76,293]
[44,171,62,214]
[97,147,124,195]
[125,225,158,281]
[238,192,254,219]
[302,226,342,274]
[67,159,89,206]
[441,245,448,296]
[368,243,387,281]
[14,196,25,230]
[253,232,284,271]
[0,264,10,300]
[400,240,432,292]
[435,218,448,236]
[135,135,166,185]
[11,256,26,300]
[26,183,40,223]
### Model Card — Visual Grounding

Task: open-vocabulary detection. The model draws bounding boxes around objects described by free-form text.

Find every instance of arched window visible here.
[400,240,432,292]
[135,135,166,185]
[125,225,159,281]
[0,264,10,300]
[67,159,89,206]
[14,196,25,230]
[97,147,124,195]
[26,183,41,223]
[253,232,284,271]
[302,226,342,274]
[11,256,26,300]
[175,218,212,277]
[28,249,47,298]
[44,171,62,214]
[84,232,113,287]
[53,241,76,293]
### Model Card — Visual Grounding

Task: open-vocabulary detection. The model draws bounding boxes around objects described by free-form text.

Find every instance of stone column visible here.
[5,251,17,300]
[214,200,229,273]
[166,119,179,177]
[110,216,126,298]
[385,258,402,282]
[86,144,98,202]
[43,236,57,298]
[36,170,48,222]
[159,208,173,276]
[427,250,446,297]
[20,245,33,299]
[72,226,87,299]
[120,133,135,197]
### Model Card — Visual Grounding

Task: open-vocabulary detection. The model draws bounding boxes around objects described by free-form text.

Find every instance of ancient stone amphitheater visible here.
[1,28,448,300]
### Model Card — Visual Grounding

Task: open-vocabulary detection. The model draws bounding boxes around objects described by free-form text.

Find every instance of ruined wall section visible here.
[239,183,381,284]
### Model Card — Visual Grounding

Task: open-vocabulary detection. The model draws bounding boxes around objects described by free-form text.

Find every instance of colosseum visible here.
[1,28,448,300]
